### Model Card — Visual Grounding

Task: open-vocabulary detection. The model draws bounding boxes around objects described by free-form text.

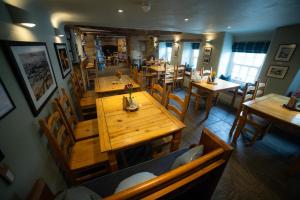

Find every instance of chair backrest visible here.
[165,91,189,122]
[133,68,142,85]
[53,88,79,141]
[175,64,186,80]
[253,79,269,99]
[71,72,83,101]
[151,84,165,104]
[39,111,75,183]
[236,83,256,116]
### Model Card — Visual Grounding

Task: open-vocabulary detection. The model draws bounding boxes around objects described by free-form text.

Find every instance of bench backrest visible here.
[105,128,233,200]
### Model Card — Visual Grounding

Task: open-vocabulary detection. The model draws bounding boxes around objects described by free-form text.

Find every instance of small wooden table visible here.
[232,93,300,144]
[188,78,240,119]
[96,91,186,171]
[149,65,165,73]
[94,75,140,97]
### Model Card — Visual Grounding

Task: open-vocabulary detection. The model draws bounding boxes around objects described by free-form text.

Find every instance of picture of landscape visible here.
[19,51,54,101]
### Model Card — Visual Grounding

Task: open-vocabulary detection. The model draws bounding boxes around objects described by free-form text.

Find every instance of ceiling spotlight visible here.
[227,26,231,29]
[20,23,36,28]
[118,9,124,13]
[184,18,189,22]
[141,1,151,13]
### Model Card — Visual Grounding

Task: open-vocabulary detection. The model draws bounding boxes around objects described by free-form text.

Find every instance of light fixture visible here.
[6,4,36,28]
[117,9,124,13]
[54,28,64,37]
[141,1,151,13]
[184,18,189,22]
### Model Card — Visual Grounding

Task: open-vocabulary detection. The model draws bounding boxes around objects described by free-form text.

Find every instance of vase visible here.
[211,77,215,82]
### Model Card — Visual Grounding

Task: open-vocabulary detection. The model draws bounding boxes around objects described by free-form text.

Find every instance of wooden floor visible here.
[96,66,300,199]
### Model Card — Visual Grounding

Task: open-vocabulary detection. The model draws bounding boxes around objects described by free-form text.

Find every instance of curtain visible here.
[232,41,270,53]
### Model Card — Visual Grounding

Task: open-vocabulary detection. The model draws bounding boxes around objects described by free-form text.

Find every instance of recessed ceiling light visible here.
[227,26,231,29]
[184,18,189,22]
[118,9,124,13]
[20,23,36,28]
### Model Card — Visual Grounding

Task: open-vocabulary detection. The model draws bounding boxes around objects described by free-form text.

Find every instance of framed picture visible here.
[0,78,15,119]
[1,41,57,117]
[54,43,72,78]
[274,44,296,62]
[202,47,212,64]
[266,65,289,79]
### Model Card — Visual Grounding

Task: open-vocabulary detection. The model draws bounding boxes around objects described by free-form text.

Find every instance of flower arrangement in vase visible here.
[115,70,122,82]
[123,83,138,111]
[211,71,217,82]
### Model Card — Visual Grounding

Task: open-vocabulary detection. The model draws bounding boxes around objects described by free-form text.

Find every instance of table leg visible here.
[107,151,118,172]
[187,82,193,108]
[231,87,238,107]
[170,130,182,152]
[231,106,249,145]
[205,93,213,119]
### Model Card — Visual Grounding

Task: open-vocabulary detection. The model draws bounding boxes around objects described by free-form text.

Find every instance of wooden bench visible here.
[84,128,233,199]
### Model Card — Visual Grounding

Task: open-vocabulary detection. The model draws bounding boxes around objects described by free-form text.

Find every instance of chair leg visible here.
[229,116,239,137]
[214,93,220,106]
[195,96,200,110]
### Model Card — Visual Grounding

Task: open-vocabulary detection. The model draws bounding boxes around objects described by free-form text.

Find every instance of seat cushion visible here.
[83,90,97,98]
[55,186,102,200]
[69,138,108,171]
[80,96,96,108]
[74,119,98,141]
[114,172,157,193]
[171,145,204,170]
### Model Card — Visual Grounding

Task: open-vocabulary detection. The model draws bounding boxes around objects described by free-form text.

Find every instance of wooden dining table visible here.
[188,78,240,119]
[96,91,186,171]
[232,93,300,144]
[94,75,140,97]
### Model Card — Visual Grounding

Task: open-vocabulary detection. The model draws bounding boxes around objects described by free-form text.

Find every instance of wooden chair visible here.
[229,82,270,145]
[161,63,175,91]
[132,68,143,89]
[53,88,98,141]
[152,92,189,157]
[253,79,269,99]
[150,83,166,104]
[173,64,186,89]
[39,111,109,185]
[70,72,96,119]
[73,68,96,98]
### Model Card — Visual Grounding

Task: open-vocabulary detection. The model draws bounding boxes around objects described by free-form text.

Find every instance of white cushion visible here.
[171,145,204,170]
[114,172,157,193]
[55,186,101,200]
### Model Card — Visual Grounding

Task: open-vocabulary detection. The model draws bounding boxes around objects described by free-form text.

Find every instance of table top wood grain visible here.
[94,75,140,94]
[96,91,186,152]
[191,78,240,92]
[243,93,300,127]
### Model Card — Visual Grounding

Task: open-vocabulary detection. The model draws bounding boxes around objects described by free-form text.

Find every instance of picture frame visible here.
[1,41,57,117]
[274,44,296,62]
[266,65,289,79]
[0,78,15,119]
[202,47,212,64]
[54,43,72,78]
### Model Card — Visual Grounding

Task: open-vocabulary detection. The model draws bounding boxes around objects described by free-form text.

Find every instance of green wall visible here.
[0,2,69,199]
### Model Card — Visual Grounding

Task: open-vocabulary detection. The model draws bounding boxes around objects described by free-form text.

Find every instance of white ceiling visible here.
[13,0,300,34]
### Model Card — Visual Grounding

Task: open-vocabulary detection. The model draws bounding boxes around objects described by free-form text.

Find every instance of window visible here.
[229,41,270,83]
[230,52,266,83]
[181,42,200,68]
[159,42,172,62]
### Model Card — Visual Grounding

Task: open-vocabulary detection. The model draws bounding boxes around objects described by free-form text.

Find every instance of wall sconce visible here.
[206,40,212,45]
[6,4,36,28]
[54,28,64,37]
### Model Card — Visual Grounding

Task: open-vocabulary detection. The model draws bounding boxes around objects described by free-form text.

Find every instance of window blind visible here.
[232,41,270,53]
[166,42,173,48]
[192,43,200,49]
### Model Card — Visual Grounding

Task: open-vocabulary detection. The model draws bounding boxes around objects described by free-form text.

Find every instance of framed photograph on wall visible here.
[266,65,289,79]
[1,41,57,117]
[0,78,15,119]
[274,44,296,62]
[202,47,212,64]
[54,43,72,78]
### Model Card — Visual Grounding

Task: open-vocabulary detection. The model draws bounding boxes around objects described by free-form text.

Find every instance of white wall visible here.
[0,2,69,199]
